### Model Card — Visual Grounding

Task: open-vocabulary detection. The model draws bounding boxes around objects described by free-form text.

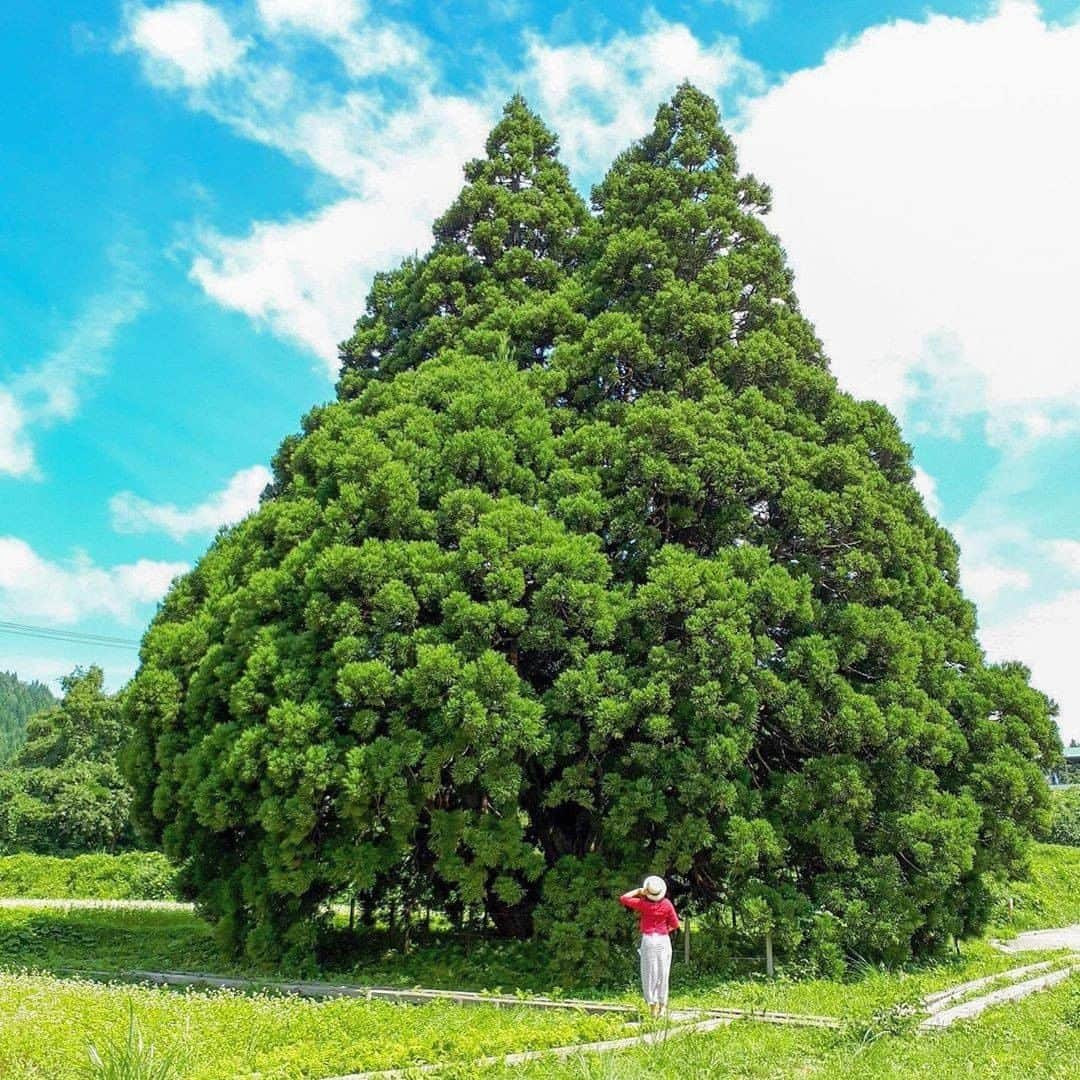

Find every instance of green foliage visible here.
[86,1006,178,1080]
[0,852,176,901]
[0,671,55,763]
[1048,788,1080,846]
[0,668,135,855]
[125,86,1060,971]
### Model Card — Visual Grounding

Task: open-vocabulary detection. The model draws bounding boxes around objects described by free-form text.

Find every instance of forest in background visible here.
[0,671,54,763]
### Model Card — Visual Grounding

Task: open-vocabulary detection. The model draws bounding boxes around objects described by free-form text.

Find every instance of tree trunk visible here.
[486,895,537,939]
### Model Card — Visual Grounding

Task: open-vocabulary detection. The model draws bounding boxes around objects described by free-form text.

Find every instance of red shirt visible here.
[620,893,680,935]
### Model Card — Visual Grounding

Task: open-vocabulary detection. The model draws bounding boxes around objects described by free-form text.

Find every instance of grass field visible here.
[0,902,1061,1025]
[0,972,628,1079]
[487,971,1080,1079]
[989,842,1080,935]
[0,843,1077,1077]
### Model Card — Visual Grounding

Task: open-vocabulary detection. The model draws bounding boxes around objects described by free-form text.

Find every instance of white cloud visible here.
[191,198,425,363]
[123,1,1080,451]
[132,11,754,369]
[127,1,249,88]
[982,589,1080,742]
[912,465,942,518]
[189,90,490,369]
[0,390,34,478]
[963,561,1033,608]
[120,0,491,371]
[257,0,361,37]
[737,1,1080,436]
[110,465,272,540]
[953,523,1034,608]
[255,0,422,78]
[720,0,771,25]
[333,23,423,80]
[486,0,525,20]
[0,538,186,625]
[1046,538,1080,577]
[0,280,145,478]
[524,18,763,174]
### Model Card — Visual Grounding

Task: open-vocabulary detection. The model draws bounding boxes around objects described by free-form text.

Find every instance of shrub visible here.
[1049,788,1080,847]
[0,852,177,901]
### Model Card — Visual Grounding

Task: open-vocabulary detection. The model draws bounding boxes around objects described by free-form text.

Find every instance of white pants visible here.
[638,933,672,1005]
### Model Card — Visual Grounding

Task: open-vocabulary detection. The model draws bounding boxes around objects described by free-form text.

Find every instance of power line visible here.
[0,620,141,651]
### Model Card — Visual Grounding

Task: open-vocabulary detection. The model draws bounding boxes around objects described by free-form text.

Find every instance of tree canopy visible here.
[0,671,55,763]
[0,667,133,855]
[125,86,1060,972]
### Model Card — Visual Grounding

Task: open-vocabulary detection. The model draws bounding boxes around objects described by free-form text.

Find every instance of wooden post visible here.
[684,918,690,964]
[765,931,774,978]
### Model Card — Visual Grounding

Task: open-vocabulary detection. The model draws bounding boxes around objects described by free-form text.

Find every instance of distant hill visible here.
[0,671,56,762]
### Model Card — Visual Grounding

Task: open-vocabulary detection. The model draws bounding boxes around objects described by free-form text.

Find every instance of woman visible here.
[619,875,681,1017]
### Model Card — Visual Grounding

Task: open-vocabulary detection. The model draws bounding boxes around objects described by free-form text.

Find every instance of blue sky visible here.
[1,1,1078,741]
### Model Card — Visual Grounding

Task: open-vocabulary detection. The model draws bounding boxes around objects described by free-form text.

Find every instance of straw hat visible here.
[642,875,667,900]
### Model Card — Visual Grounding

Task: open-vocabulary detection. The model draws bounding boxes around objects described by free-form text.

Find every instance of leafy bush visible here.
[0,669,134,856]
[1049,788,1080,847]
[0,852,177,901]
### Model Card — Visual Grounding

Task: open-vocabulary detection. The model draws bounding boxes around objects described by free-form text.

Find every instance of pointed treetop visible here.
[639,82,738,174]
[572,82,802,408]
[433,95,589,266]
[593,82,770,216]
[339,96,589,393]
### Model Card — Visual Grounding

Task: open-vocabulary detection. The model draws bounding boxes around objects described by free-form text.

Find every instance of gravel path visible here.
[994,926,1080,952]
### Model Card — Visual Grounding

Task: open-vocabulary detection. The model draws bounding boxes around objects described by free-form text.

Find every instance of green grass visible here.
[0,972,629,1079]
[0,844,1075,996]
[0,903,1065,1030]
[990,842,1080,935]
[674,940,1066,1022]
[1,845,1078,1077]
[487,971,1080,1079]
[0,907,227,976]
